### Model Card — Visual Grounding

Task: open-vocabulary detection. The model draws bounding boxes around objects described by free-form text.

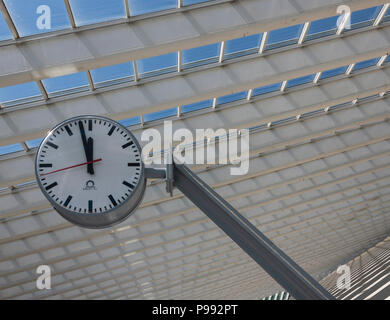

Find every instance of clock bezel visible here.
[35,115,146,229]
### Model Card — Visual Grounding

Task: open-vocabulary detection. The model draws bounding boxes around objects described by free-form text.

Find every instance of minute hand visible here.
[78,121,93,175]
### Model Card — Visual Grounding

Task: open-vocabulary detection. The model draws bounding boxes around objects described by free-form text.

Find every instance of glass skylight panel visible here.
[42,72,89,96]
[357,94,380,103]
[252,83,282,96]
[0,12,12,40]
[3,0,71,37]
[119,116,141,127]
[306,16,339,41]
[90,62,134,87]
[320,66,348,80]
[137,52,177,79]
[182,43,221,69]
[26,138,43,149]
[266,24,304,50]
[183,0,211,5]
[128,0,177,16]
[286,74,315,88]
[272,116,297,126]
[217,91,247,105]
[0,143,23,156]
[69,0,126,26]
[353,57,380,71]
[144,108,177,122]
[16,180,36,188]
[224,34,262,59]
[301,109,324,119]
[0,82,41,105]
[346,5,383,30]
[181,99,213,113]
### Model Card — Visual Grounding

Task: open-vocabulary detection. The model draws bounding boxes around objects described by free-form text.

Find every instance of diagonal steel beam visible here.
[0,0,18,39]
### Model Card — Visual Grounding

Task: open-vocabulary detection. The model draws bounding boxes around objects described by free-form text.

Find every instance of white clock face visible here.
[35,116,145,228]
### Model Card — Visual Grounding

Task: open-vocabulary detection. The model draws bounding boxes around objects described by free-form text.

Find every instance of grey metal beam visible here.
[63,0,76,28]
[124,0,131,18]
[0,0,385,87]
[172,162,335,299]
[0,0,19,39]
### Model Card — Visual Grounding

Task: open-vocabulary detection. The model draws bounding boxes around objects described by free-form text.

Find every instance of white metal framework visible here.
[0,0,389,300]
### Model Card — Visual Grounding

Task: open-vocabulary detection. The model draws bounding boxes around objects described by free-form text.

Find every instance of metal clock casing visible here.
[35,115,146,229]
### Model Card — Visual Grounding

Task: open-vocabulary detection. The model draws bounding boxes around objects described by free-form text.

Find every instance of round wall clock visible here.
[35,115,146,229]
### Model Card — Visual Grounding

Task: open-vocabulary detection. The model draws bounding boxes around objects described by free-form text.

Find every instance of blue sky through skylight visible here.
[3,0,70,37]
[42,72,89,94]
[286,74,315,88]
[137,52,177,77]
[26,138,43,149]
[225,34,262,58]
[353,58,380,71]
[181,99,213,113]
[69,0,126,26]
[183,0,211,5]
[90,62,134,85]
[0,143,23,155]
[144,108,177,122]
[0,82,41,103]
[129,0,177,16]
[217,91,247,105]
[320,66,348,80]
[252,83,282,96]
[347,5,383,30]
[119,116,141,127]
[307,16,338,40]
[266,24,304,49]
[182,43,220,68]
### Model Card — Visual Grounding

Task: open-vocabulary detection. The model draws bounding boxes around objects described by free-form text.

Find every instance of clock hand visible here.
[87,137,94,175]
[78,121,91,174]
[40,158,102,176]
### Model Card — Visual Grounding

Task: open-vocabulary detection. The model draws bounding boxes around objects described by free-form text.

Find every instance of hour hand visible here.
[87,137,94,175]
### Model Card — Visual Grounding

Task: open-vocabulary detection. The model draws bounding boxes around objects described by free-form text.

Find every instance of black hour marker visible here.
[45,182,58,191]
[65,125,73,136]
[108,126,116,136]
[88,200,93,213]
[108,195,117,206]
[122,141,134,149]
[88,119,93,131]
[123,181,134,189]
[46,142,58,149]
[128,162,140,167]
[39,163,52,168]
[64,196,73,207]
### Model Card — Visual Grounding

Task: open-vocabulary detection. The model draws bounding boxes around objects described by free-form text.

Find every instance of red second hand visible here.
[40,158,102,176]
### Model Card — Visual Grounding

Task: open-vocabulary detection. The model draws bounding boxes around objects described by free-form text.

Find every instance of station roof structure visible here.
[0,0,390,299]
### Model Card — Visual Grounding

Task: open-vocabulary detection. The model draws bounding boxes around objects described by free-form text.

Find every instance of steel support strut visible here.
[171,163,335,300]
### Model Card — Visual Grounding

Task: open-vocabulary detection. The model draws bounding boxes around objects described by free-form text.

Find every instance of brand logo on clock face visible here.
[83,180,97,191]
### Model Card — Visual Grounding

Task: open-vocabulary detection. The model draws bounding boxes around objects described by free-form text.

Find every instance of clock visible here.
[35,115,146,229]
